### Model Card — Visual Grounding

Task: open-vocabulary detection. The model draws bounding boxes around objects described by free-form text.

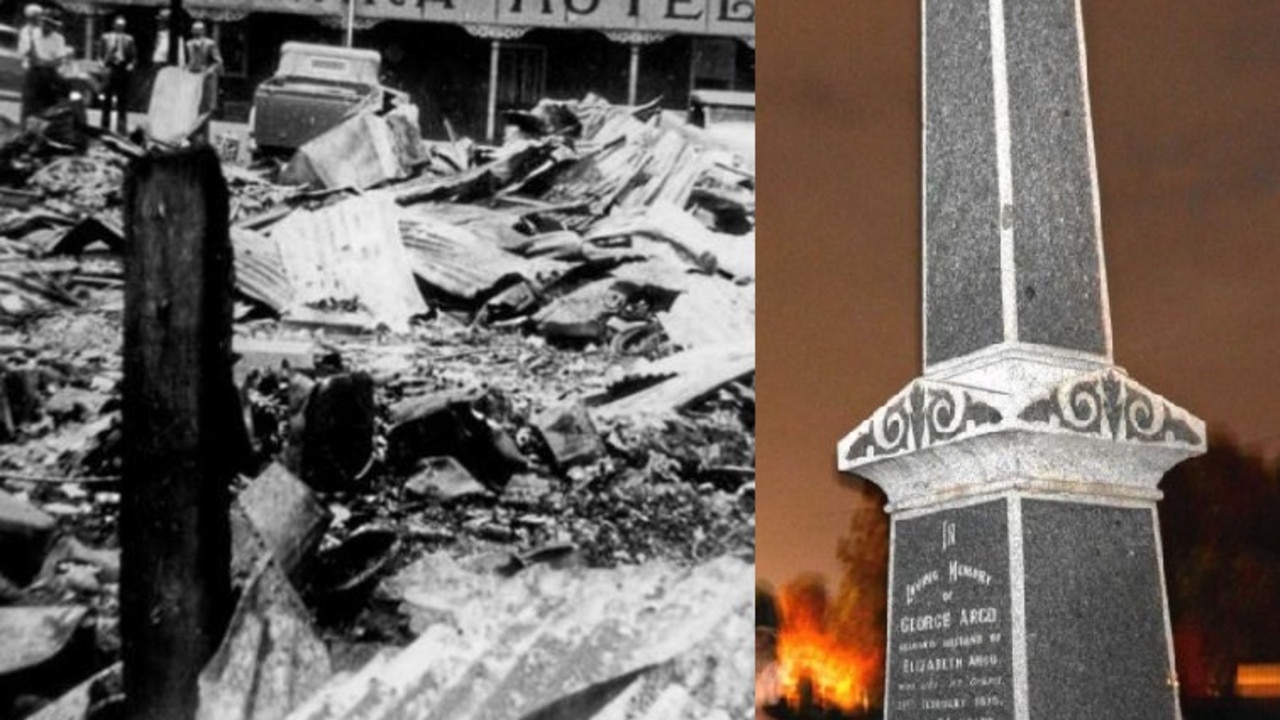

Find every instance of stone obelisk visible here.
[838,1,1204,719]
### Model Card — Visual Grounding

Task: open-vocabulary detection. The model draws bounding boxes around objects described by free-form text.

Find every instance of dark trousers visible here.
[21,65,62,122]
[100,68,131,133]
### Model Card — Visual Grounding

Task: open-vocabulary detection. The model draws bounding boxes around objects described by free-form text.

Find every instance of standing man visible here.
[98,16,137,133]
[185,21,222,118]
[17,7,71,122]
[16,4,42,122]
[184,22,221,77]
[145,9,182,119]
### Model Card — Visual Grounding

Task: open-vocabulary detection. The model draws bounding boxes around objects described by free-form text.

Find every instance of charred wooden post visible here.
[121,146,235,720]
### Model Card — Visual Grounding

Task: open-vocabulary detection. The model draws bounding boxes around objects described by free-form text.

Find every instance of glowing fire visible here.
[774,625,876,713]
[762,501,889,715]
[772,582,880,714]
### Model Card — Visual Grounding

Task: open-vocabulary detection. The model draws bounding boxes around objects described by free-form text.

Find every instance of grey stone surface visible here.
[887,500,1013,719]
[1022,500,1176,720]
[924,0,1004,366]
[1006,0,1107,355]
[921,0,1111,367]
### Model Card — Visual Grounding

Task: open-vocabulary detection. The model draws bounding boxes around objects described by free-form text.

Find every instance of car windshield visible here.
[0,27,17,51]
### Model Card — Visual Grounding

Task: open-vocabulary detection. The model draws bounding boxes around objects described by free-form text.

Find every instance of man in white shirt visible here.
[17,6,72,122]
[151,9,184,67]
[16,4,40,53]
[18,5,43,121]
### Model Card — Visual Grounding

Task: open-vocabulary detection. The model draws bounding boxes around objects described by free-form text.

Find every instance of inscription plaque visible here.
[888,500,1012,719]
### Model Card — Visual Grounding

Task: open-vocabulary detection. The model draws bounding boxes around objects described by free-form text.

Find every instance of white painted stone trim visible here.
[887,477,1163,514]
[919,0,931,373]
[923,340,1109,388]
[884,516,899,718]
[893,491,1008,520]
[1008,495,1029,720]
[1150,505,1185,720]
[989,0,1019,344]
[838,364,1204,507]
[1073,0,1115,362]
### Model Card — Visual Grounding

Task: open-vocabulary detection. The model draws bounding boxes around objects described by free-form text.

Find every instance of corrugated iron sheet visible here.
[530,258,753,350]
[657,275,754,350]
[541,105,707,225]
[232,228,293,314]
[408,202,531,251]
[283,554,752,720]
[618,130,709,212]
[399,211,569,301]
[586,202,754,280]
[592,343,754,420]
[271,193,427,332]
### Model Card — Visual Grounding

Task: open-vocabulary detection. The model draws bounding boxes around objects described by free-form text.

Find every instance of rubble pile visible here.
[0,94,754,719]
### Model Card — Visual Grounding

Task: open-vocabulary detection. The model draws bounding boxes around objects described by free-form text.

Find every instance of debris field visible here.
[0,95,755,720]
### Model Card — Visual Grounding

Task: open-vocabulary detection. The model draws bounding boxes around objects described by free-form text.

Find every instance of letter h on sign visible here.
[509,0,554,14]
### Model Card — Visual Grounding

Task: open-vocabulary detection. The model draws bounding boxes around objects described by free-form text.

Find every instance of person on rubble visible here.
[184,21,223,116]
[97,16,137,134]
[16,4,42,122]
[17,6,72,123]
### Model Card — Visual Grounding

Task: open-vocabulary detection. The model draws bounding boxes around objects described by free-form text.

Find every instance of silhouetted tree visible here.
[759,584,780,631]
[1160,434,1280,697]
[833,478,889,706]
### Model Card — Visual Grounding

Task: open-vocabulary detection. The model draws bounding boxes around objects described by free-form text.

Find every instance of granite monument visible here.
[838,1,1205,718]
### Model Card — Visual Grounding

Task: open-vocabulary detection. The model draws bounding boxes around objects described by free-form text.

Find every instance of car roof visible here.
[280,42,381,63]
[689,90,755,108]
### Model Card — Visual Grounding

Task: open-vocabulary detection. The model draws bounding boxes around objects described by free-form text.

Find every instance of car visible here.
[250,42,409,153]
[687,89,754,163]
[687,89,754,128]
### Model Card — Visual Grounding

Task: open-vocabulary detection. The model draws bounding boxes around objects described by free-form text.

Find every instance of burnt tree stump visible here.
[121,146,236,720]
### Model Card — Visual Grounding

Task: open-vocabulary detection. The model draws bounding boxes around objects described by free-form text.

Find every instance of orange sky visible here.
[756,1,1280,586]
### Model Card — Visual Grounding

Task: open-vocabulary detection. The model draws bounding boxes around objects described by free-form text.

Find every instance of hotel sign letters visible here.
[108,0,752,37]
[358,0,755,37]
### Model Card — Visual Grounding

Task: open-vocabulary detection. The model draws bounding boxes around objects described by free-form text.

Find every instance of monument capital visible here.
[838,363,1205,510]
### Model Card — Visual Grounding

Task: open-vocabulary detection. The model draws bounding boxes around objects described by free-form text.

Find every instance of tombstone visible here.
[837,2,1204,719]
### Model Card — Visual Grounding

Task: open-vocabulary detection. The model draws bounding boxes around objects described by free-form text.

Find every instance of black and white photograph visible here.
[0,0,755,717]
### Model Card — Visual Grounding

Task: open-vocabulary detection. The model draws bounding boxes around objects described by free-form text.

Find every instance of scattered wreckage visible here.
[0,91,754,719]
